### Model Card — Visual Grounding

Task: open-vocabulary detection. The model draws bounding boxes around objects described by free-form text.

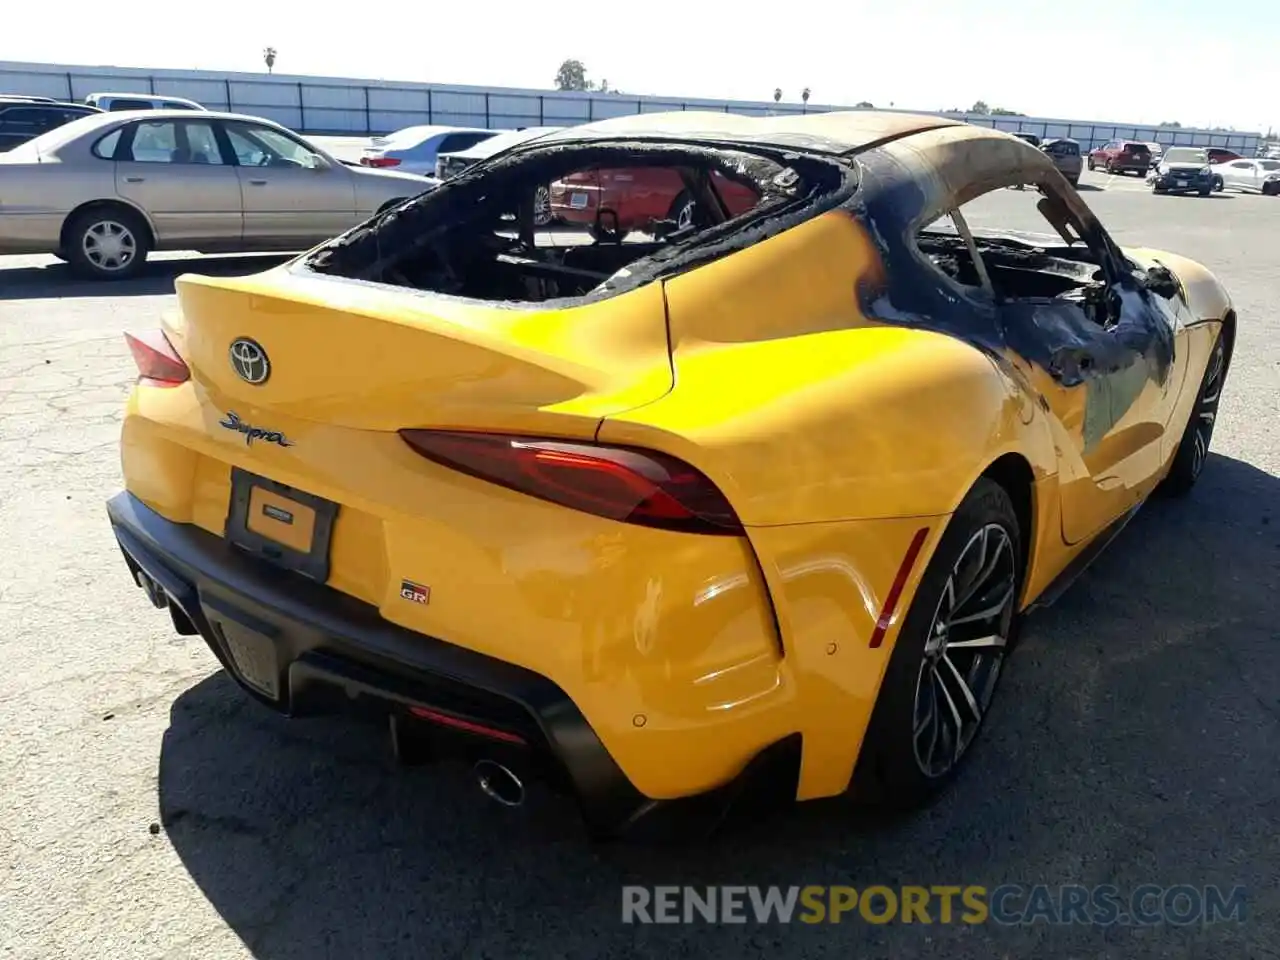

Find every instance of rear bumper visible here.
[107,491,801,839]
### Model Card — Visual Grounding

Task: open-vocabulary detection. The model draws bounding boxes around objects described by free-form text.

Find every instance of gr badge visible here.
[400,580,430,605]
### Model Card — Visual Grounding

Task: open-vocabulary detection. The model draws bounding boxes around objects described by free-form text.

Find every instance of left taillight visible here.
[398,430,744,535]
[124,329,189,387]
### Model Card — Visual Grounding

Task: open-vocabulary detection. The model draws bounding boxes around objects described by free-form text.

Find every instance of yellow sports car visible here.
[108,111,1234,839]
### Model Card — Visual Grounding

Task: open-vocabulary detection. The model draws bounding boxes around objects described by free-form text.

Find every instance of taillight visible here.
[124,329,189,387]
[398,430,744,535]
[364,156,401,168]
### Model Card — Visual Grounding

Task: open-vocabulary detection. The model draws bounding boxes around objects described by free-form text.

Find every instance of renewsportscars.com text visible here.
[621,884,1248,926]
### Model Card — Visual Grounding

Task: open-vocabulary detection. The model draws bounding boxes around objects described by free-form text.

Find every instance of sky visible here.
[2,0,1276,133]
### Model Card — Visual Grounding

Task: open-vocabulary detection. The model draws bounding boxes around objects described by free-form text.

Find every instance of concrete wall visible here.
[0,59,1262,155]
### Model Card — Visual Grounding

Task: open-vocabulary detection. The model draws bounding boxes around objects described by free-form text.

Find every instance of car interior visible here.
[308,144,841,303]
[911,181,1137,345]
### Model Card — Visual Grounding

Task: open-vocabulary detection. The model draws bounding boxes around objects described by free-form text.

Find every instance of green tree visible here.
[970,100,990,114]
[855,101,874,109]
[554,59,590,91]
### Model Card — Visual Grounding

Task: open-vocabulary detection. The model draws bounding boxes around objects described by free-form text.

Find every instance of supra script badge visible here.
[219,411,294,448]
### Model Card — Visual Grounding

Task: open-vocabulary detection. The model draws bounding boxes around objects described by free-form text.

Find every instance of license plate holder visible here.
[226,467,338,582]
[1175,179,1187,188]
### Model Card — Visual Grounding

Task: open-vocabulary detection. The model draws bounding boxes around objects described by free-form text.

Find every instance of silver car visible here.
[1211,157,1280,195]
[0,109,438,279]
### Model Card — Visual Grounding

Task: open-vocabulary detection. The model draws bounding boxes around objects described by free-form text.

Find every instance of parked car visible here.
[1041,137,1082,186]
[360,125,498,177]
[1012,132,1042,148]
[107,111,1235,837]
[1212,157,1280,195]
[549,165,760,237]
[1087,139,1152,175]
[1150,147,1213,196]
[435,127,563,180]
[1206,147,1241,165]
[84,92,206,112]
[0,97,100,150]
[1144,142,1164,167]
[0,109,435,279]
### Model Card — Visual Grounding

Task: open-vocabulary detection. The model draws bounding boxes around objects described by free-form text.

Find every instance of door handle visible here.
[248,179,268,186]
[124,176,145,183]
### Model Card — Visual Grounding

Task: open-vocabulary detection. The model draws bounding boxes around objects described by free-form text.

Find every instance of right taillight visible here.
[398,430,744,535]
[124,329,189,387]
[364,156,401,168]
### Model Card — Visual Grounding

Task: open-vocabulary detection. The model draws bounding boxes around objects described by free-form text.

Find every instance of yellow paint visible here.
[117,206,1227,804]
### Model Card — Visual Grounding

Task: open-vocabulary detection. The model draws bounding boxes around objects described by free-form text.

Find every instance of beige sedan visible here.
[0,109,436,279]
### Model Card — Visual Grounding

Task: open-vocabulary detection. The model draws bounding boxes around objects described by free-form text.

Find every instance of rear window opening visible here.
[306,142,848,304]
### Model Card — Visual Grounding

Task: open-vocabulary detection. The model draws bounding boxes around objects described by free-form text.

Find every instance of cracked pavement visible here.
[1,178,1278,959]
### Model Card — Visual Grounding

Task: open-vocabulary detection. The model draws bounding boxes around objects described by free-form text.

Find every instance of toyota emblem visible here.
[229,338,270,385]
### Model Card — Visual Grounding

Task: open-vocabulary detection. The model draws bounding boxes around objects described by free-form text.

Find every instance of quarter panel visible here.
[598,211,1059,526]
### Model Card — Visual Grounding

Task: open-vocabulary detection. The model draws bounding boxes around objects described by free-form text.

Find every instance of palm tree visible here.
[773,88,782,103]
[263,47,277,74]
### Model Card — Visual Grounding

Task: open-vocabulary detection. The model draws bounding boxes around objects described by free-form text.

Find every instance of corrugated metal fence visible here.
[0,60,1263,155]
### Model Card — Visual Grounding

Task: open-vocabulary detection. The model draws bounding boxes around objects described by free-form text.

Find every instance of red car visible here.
[1087,139,1152,175]
[1206,148,1241,165]
[549,166,759,236]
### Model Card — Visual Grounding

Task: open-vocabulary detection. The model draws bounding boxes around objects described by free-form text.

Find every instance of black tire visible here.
[1105,159,1115,174]
[1159,326,1231,497]
[1198,187,1211,197]
[63,206,150,280]
[1212,175,1224,192]
[1263,182,1279,197]
[1153,184,1165,194]
[852,478,1023,810]
[1068,175,1080,188]
[667,191,697,232]
[1087,157,1096,171]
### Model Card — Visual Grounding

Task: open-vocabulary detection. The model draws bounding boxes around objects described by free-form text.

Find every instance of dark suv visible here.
[0,98,100,151]
[1087,139,1152,175]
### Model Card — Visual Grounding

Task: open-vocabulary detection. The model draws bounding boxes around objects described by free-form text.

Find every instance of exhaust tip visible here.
[473,759,525,808]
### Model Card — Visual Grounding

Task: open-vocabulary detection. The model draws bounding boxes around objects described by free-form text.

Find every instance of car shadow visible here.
[156,452,1280,959]
[1073,183,1103,191]
[0,253,292,300]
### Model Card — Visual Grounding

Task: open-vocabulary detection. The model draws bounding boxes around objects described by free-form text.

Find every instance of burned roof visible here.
[529,110,965,156]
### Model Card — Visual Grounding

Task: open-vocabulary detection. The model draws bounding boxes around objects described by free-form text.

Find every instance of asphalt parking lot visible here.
[2,168,1278,959]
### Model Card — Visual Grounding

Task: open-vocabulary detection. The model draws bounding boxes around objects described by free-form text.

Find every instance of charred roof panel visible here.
[530,110,966,156]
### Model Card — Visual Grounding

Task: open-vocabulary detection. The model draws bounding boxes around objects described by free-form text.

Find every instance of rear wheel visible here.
[1087,156,1096,171]
[64,206,150,280]
[1263,182,1279,197]
[667,191,697,231]
[1198,186,1211,197]
[532,185,552,226]
[1212,175,1224,192]
[852,478,1023,810]
[1160,327,1231,497]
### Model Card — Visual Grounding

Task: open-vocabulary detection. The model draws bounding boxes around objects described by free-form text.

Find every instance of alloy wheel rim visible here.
[1191,337,1226,479]
[82,220,136,271]
[912,523,1017,779]
[532,185,551,226]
